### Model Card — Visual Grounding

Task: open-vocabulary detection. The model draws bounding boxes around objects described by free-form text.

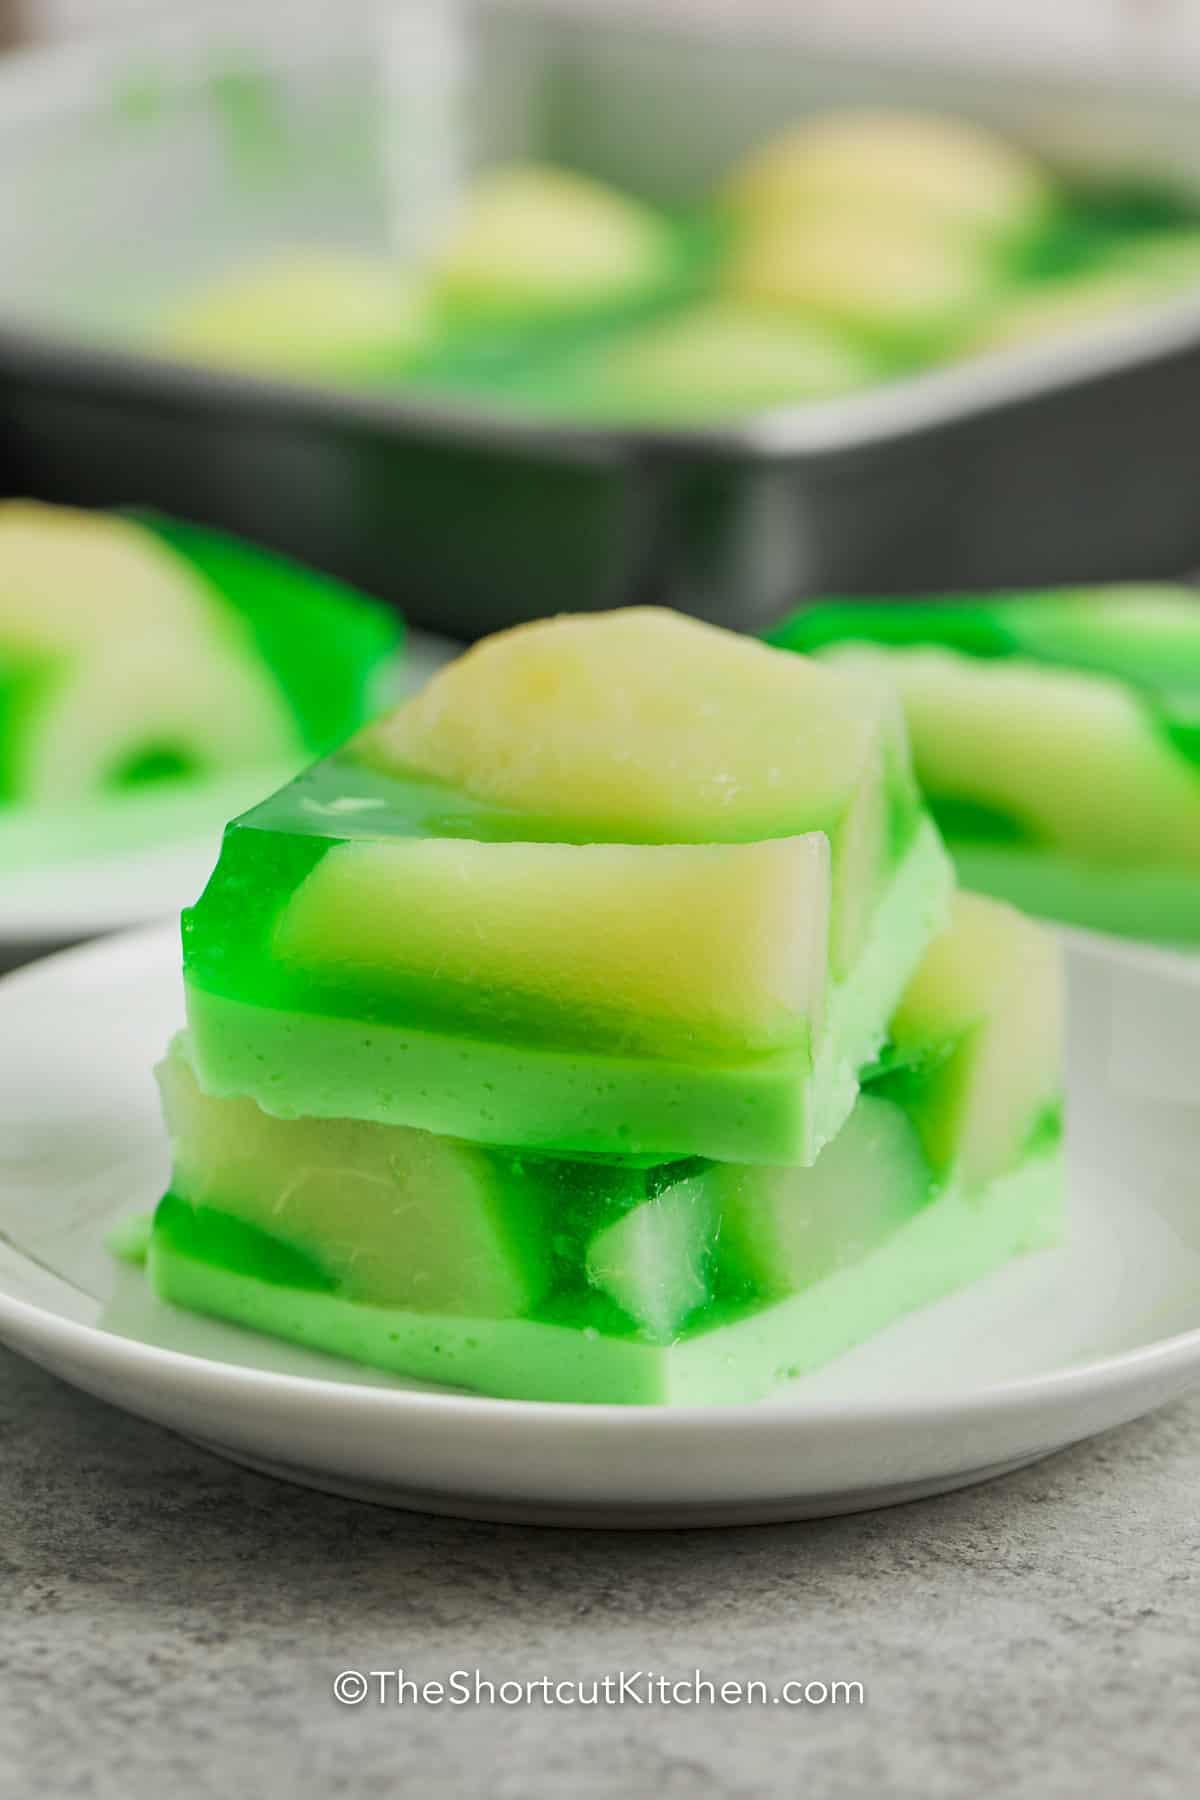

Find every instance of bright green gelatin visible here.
[150,893,1064,1404]
[768,588,1200,940]
[182,608,951,1164]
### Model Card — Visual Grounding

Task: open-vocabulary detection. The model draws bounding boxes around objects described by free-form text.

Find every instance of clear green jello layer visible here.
[148,1151,1062,1405]
[185,814,948,1164]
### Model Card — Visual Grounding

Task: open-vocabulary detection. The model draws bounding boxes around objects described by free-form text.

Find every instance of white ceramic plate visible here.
[0,629,459,969]
[1,925,1199,1527]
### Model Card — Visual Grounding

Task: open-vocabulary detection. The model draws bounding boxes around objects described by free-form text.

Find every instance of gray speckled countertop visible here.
[3,1347,1198,1799]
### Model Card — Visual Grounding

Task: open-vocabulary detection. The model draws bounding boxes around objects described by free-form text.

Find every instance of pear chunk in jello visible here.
[182,607,951,1165]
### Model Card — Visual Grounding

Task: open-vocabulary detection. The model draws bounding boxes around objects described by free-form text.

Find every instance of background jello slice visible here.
[768,589,1200,938]
[183,608,951,1163]
[149,893,1063,1405]
[0,502,400,813]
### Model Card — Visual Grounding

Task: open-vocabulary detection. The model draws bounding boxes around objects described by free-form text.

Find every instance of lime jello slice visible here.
[182,607,951,1164]
[148,893,1062,1405]
[0,502,399,810]
[768,588,1200,941]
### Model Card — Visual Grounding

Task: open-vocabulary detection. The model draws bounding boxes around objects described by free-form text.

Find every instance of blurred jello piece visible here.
[148,892,1062,1405]
[0,502,400,848]
[963,232,1200,356]
[580,303,876,420]
[182,607,952,1164]
[768,587,1200,941]
[722,111,1052,349]
[154,249,429,379]
[428,163,678,319]
[724,110,1052,247]
[725,211,1001,346]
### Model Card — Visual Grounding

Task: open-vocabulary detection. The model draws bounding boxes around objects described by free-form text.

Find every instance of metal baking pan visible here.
[6,1,1200,637]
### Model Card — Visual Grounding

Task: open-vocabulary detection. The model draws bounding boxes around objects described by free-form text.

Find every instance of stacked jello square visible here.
[147,609,1064,1404]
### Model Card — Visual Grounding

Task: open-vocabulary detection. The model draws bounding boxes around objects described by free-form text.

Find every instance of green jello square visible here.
[182,608,952,1164]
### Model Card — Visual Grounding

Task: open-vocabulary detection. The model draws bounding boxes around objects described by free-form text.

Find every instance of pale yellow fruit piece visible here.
[604,303,873,413]
[585,1176,715,1341]
[359,607,911,975]
[725,110,1050,243]
[727,212,997,336]
[431,163,670,310]
[157,251,426,375]
[1,500,225,654]
[889,890,1062,1189]
[361,607,893,840]
[273,834,831,1056]
[157,1039,548,1316]
[714,1092,930,1293]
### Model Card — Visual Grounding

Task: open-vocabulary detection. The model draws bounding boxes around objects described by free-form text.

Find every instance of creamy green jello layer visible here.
[149,1152,1060,1405]
[149,893,1063,1404]
[183,609,950,1164]
[768,588,1200,942]
[0,502,400,820]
